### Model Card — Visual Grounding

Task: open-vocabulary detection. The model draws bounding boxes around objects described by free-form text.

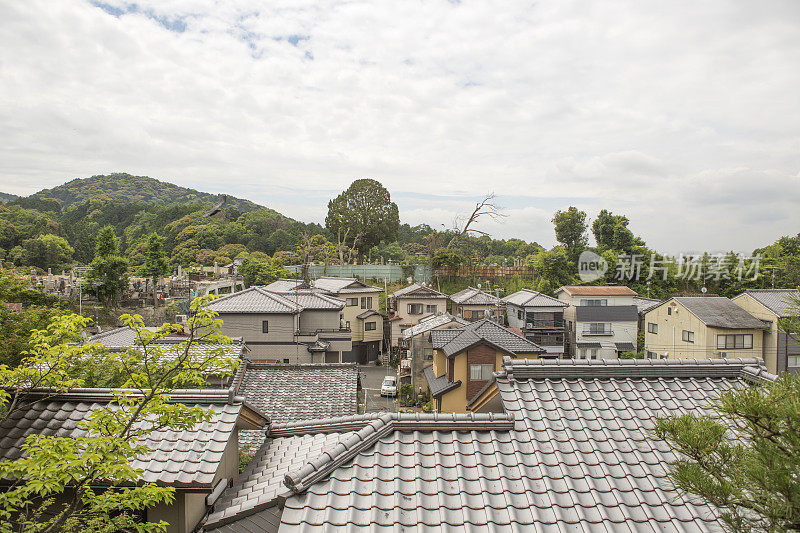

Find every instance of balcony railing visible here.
[523,320,565,329]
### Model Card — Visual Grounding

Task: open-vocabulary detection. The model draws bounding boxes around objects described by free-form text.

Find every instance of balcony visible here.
[523,319,564,330]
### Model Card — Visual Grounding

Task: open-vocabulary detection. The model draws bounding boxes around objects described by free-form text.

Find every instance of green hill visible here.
[0,192,19,203]
[29,173,266,213]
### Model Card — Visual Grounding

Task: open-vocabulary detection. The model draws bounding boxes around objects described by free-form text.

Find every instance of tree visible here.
[139,234,170,309]
[325,179,400,261]
[0,295,240,532]
[527,248,575,294]
[552,207,588,264]
[432,247,465,270]
[592,209,635,252]
[241,258,292,287]
[447,193,507,247]
[87,226,129,307]
[21,234,74,270]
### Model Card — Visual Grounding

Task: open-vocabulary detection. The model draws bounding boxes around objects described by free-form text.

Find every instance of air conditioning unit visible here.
[716,351,728,358]
[176,314,188,324]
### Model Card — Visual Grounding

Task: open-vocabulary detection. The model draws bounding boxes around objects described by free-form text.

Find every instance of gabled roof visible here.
[556,285,638,296]
[739,289,800,318]
[449,286,501,305]
[0,389,267,489]
[671,296,769,330]
[84,326,247,360]
[423,364,461,398]
[209,287,301,314]
[355,309,380,320]
[634,296,663,315]
[401,313,468,339]
[430,318,544,356]
[280,290,346,310]
[391,283,447,299]
[502,288,567,308]
[312,276,383,294]
[262,278,309,292]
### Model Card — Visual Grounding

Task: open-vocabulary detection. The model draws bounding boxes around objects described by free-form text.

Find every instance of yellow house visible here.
[644,296,768,361]
[425,319,544,413]
[732,289,800,374]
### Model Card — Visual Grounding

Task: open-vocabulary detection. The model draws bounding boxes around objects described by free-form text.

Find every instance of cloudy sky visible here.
[1,1,798,254]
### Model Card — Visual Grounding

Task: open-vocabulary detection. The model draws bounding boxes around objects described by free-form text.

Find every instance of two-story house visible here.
[400,313,469,393]
[388,283,448,348]
[644,296,768,361]
[503,289,568,357]
[209,287,351,363]
[555,286,639,359]
[424,319,544,412]
[731,289,800,374]
[448,286,503,322]
[309,277,385,364]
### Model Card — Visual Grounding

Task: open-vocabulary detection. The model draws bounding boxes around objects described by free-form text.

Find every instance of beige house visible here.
[311,277,385,364]
[209,287,351,363]
[389,283,448,348]
[448,286,503,322]
[644,296,768,361]
[732,289,800,374]
[400,313,468,393]
[425,319,544,413]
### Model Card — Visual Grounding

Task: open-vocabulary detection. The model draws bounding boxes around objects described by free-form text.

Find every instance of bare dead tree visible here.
[447,192,507,247]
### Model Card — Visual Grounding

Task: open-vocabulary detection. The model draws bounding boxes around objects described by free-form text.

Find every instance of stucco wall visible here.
[391,296,447,346]
[218,312,295,343]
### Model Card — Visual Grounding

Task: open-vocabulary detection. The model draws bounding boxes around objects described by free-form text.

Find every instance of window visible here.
[261,320,269,334]
[517,309,523,320]
[647,351,656,359]
[283,358,289,363]
[426,304,438,314]
[667,307,672,315]
[584,323,611,334]
[590,348,598,360]
[469,364,494,381]
[423,348,433,360]
[407,304,424,314]
[361,296,373,309]
[579,348,586,359]
[346,298,358,307]
[716,334,753,350]
[647,322,658,334]
[789,355,800,368]
[365,321,377,331]
[580,299,607,306]
[682,330,694,343]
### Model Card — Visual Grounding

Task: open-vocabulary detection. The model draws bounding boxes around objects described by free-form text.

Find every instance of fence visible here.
[434,264,534,279]
[284,264,433,283]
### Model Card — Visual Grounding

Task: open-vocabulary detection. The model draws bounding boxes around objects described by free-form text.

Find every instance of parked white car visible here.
[380,376,397,397]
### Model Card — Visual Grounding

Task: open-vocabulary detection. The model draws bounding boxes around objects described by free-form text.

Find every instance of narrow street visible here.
[358,364,398,413]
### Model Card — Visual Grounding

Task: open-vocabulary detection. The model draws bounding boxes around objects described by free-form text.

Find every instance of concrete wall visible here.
[574,320,638,360]
[298,309,340,333]
[218,312,296,343]
[391,296,447,347]
[454,304,503,321]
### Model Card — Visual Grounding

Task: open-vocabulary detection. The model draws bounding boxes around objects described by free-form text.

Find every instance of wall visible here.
[732,294,779,372]
[455,303,503,321]
[285,263,432,283]
[391,296,448,346]
[298,309,340,333]
[574,320,638,360]
[218,312,295,343]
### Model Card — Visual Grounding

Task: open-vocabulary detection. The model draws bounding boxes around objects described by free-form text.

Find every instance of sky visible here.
[0,1,798,255]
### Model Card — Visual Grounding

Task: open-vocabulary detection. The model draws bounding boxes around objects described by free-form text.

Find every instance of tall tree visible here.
[325,179,399,261]
[87,226,129,308]
[139,234,169,309]
[447,193,507,247]
[592,209,635,252]
[552,207,588,264]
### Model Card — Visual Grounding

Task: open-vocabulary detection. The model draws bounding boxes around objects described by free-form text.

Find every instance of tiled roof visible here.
[205,359,772,531]
[281,291,345,310]
[312,277,383,294]
[634,296,663,315]
[391,283,447,299]
[209,288,300,314]
[430,319,544,356]
[0,389,266,489]
[673,297,768,329]
[84,326,246,360]
[356,309,380,320]
[557,285,638,296]
[401,313,468,339]
[741,289,800,317]
[261,278,309,292]
[449,286,501,305]
[502,288,567,307]
[423,364,461,398]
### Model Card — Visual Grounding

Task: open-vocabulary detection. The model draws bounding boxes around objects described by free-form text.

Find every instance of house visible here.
[555,285,639,359]
[644,296,769,361]
[503,288,568,357]
[309,277,385,364]
[732,289,800,374]
[0,388,268,533]
[388,283,448,348]
[262,278,310,292]
[425,319,544,413]
[634,296,663,341]
[229,361,360,450]
[400,313,468,393]
[208,287,351,363]
[448,286,503,321]
[199,357,772,531]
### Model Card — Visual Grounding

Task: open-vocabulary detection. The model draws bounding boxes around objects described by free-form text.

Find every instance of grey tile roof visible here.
[449,286,501,305]
[741,289,800,317]
[232,362,359,425]
[423,364,461,398]
[312,277,383,294]
[0,389,264,489]
[401,313,468,339]
[502,288,568,308]
[84,326,246,361]
[205,359,773,532]
[209,288,300,314]
[634,296,663,315]
[355,309,380,320]
[430,318,544,356]
[615,342,636,351]
[261,278,309,292]
[576,304,639,322]
[391,283,447,299]
[556,285,638,296]
[674,297,769,329]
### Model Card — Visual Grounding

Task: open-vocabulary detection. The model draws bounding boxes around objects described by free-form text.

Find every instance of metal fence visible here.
[284,264,433,283]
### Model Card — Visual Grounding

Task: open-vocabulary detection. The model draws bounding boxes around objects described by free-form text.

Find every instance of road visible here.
[359,364,397,413]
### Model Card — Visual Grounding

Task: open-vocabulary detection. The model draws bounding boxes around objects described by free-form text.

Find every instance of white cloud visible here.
[0,0,798,254]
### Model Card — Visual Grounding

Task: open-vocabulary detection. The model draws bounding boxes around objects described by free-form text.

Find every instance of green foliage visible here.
[239,446,254,474]
[241,258,293,287]
[592,209,635,252]
[527,247,575,294]
[87,226,129,308]
[0,295,240,532]
[21,234,74,271]
[326,179,400,258]
[432,247,465,270]
[655,372,800,532]
[139,234,170,282]
[552,206,588,264]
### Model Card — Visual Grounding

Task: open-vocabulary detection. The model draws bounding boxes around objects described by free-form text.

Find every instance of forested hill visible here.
[0,192,19,203]
[28,173,266,212]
